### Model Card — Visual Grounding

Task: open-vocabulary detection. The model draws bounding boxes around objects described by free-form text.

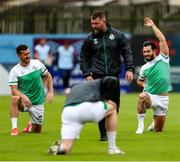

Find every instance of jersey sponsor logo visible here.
[109,34,115,40]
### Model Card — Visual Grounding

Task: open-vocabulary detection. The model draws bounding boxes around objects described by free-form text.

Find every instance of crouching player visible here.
[48,76,125,155]
[135,17,171,134]
[8,44,53,135]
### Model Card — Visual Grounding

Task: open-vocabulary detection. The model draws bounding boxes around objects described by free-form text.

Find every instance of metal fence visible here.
[0,2,179,34]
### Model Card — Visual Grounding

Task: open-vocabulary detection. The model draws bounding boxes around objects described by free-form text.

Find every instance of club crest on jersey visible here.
[32,66,37,70]
[21,70,24,75]
[109,34,115,40]
[93,38,98,44]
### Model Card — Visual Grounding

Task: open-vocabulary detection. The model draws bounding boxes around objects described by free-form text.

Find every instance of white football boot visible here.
[147,122,155,131]
[108,146,125,155]
[135,127,144,134]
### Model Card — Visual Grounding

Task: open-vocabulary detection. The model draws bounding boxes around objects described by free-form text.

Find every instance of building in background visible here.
[0,0,179,34]
[0,0,180,95]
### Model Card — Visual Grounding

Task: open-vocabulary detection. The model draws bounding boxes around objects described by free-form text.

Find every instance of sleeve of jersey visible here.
[159,52,169,64]
[8,69,18,86]
[138,67,146,81]
[36,59,47,76]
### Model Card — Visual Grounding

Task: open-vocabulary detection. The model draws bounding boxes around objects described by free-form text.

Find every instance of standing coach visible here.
[80,11,134,141]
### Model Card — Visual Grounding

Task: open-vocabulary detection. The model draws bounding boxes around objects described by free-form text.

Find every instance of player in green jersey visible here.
[9,44,54,135]
[135,17,171,134]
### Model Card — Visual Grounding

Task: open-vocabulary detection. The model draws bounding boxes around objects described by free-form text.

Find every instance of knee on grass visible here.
[31,124,42,133]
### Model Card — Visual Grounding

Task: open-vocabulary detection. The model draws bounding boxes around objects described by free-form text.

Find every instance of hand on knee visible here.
[137,107,146,114]
[137,93,148,114]
[12,96,21,105]
[138,93,147,103]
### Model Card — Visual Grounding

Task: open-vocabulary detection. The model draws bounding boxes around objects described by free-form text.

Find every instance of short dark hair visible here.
[91,11,106,20]
[16,44,28,54]
[143,41,157,50]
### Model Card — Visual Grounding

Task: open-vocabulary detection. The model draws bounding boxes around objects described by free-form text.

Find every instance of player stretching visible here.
[48,76,125,155]
[135,17,171,134]
[9,44,53,135]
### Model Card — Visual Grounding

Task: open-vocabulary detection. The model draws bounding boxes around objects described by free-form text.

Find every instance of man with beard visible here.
[9,44,53,135]
[135,17,171,134]
[80,11,134,141]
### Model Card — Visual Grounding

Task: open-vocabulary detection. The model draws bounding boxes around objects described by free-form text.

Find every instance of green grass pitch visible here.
[0,93,180,161]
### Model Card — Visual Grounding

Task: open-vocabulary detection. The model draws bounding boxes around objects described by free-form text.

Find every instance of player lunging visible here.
[135,17,171,134]
[48,76,125,155]
[9,44,53,135]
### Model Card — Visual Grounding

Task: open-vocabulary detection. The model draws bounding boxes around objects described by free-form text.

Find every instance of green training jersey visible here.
[9,59,47,105]
[138,52,171,95]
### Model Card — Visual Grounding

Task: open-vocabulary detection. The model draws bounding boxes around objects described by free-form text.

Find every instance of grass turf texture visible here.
[0,93,180,161]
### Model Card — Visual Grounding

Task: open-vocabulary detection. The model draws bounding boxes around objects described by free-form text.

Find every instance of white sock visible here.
[137,113,145,129]
[152,118,155,125]
[11,117,17,129]
[107,131,116,149]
